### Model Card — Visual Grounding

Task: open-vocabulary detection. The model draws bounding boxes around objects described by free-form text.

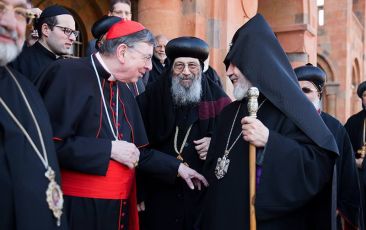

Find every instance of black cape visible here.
[36,55,180,230]
[203,66,223,88]
[10,41,58,84]
[136,71,231,230]
[198,99,336,230]
[345,110,366,229]
[0,66,67,229]
[305,112,360,229]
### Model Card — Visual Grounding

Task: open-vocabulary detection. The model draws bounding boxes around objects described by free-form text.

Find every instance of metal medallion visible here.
[215,154,230,179]
[45,167,64,226]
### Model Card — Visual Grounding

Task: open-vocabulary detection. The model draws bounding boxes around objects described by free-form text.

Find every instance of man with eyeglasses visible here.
[136,36,231,230]
[0,0,67,229]
[36,20,208,230]
[86,0,132,57]
[10,5,77,84]
[146,34,170,85]
[295,63,361,230]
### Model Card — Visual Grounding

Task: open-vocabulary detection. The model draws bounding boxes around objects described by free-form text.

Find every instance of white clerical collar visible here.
[95,52,116,81]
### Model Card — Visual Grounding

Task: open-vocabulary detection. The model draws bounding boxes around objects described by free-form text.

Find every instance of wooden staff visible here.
[247,87,259,230]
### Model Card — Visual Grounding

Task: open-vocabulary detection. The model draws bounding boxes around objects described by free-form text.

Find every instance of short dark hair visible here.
[99,29,155,56]
[34,16,58,39]
[109,0,131,12]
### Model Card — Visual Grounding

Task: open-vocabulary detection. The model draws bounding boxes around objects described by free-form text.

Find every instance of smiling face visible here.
[226,63,252,100]
[113,41,153,83]
[0,0,27,65]
[172,57,201,88]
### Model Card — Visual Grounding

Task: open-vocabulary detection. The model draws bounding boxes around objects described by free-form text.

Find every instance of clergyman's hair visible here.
[34,16,58,39]
[99,29,155,56]
[109,0,131,12]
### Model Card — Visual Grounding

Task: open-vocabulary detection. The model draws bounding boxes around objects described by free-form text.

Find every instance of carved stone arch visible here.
[317,54,338,117]
[351,58,361,114]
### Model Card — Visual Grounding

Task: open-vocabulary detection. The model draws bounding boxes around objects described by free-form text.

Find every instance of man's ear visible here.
[116,43,128,63]
[41,23,50,37]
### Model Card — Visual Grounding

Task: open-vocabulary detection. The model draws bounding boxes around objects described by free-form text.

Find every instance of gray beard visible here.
[0,43,21,66]
[171,74,202,105]
[312,98,322,111]
[0,26,22,66]
[233,81,252,100]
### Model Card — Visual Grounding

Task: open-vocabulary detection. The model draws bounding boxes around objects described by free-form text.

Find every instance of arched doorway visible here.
[317,54,338,117]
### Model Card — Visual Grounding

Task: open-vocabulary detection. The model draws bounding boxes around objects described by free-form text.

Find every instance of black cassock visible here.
[305,112,360,229]
[345,109,366,229]
[198,99,336,230]
[137,71,230,230]
[36,55,179,230]
[0,66,67,229]
[10,41,58,84]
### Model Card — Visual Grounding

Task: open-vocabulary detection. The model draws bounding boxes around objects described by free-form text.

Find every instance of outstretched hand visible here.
[178,163,209,190]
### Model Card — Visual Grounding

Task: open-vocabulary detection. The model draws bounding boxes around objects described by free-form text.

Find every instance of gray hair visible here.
[99,29,155,55]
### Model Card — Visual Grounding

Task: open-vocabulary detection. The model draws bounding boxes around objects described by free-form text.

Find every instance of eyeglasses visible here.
[301,87,318,94]
[54,25,79,38]
[130,47,152,65]
[112,10,131,18]
[0,1,35,24]
[173,62,200,73]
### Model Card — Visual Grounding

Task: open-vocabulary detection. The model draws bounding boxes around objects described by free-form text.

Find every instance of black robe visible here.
[198,99,336,230]
[0,66,67,229]
[203,66,223,88]
[136,72,231,230]
[304,112,360,229]
[345,110,366,229]
[10,41,58,84]
[36,55,180,230]
[146,55,169,85]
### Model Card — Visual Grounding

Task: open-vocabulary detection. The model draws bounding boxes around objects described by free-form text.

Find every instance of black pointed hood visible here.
[224,14,338,155]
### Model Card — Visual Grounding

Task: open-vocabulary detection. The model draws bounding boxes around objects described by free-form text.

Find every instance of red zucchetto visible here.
[106,20,145,40]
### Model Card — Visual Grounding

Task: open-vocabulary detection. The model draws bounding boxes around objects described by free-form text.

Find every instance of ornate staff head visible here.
[247,87,259,118]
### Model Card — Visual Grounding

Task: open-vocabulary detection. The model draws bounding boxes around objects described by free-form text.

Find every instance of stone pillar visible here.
[324,82,340,117]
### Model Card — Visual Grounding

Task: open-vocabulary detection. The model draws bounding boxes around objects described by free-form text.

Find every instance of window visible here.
[317,0,324,26]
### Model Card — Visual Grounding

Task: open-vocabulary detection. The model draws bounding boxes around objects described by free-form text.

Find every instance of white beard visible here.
[0,26,22,66]
[0,43,21,66]
[312,97,322,111]
[171,74,202,105]
[233,80,252,100]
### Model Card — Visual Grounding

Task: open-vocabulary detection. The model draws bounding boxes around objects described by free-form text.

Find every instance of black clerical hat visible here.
[224,14,338,155]
[166,37,209,65]
[92,16,121,49]
[357,81,366,98]
[92,16,122,39]
[39,5,71,18]
[294,63,326,92]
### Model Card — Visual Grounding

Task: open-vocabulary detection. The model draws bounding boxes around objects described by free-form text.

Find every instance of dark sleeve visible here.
[138,148,180,184]
[37,63,111,175]
[337,130,360,228]
[255,122,337,221]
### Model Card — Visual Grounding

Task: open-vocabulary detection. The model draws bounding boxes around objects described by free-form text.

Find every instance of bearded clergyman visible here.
[197,14,338,230]
[136,36,231,230]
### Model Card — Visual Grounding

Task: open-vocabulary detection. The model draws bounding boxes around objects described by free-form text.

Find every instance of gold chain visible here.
[174,124,193,163]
